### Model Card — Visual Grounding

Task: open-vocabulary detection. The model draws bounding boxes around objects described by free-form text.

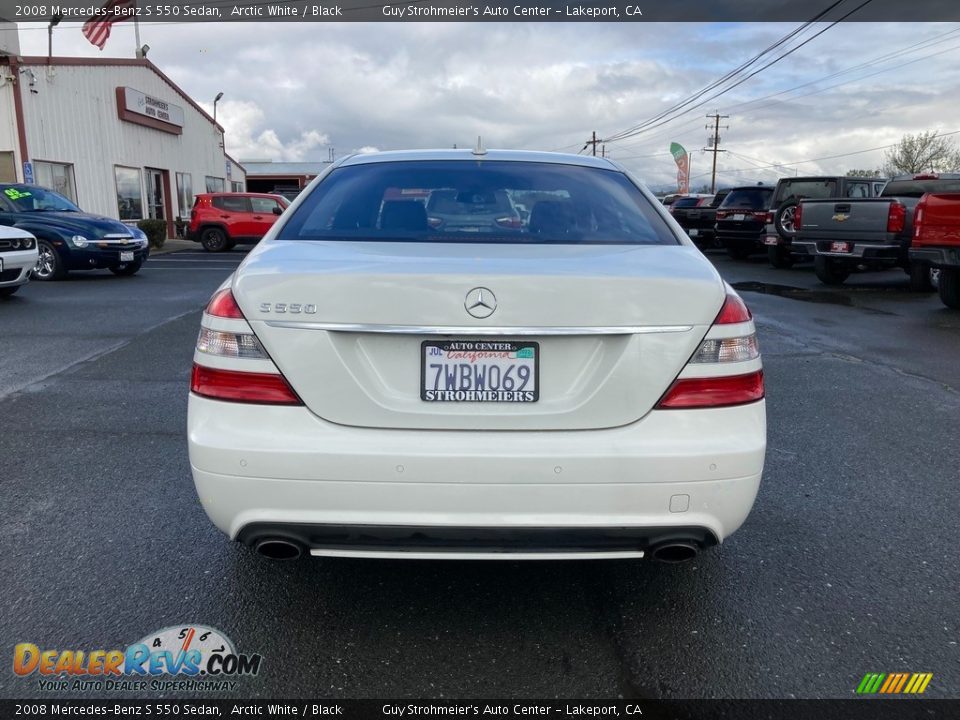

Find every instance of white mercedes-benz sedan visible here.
[188,150,766,562]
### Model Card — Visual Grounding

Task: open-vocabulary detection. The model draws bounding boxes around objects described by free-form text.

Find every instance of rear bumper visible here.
[0,248,38,287]
[793,239,903,260]
[188,395,766,557]
[716,228,764,244]
[910,246,960,268]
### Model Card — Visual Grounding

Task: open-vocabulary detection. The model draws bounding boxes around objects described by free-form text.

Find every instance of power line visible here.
[604,0,877,144]
[601,1,850,144]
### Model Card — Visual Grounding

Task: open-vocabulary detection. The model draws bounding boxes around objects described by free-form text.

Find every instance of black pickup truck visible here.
[792,174,960,287]
[763,175,886,268]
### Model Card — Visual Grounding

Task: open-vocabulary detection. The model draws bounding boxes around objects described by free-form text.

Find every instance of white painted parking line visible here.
[149,258,244,262]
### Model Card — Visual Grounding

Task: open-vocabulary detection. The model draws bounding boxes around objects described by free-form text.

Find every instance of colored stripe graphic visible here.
[857,672,932,694]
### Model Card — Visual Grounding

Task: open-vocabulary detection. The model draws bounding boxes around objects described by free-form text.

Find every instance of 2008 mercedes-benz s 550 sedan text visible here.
[187,150,766,563]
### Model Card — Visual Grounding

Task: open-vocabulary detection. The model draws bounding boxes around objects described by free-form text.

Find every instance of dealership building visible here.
[0,24,244,237]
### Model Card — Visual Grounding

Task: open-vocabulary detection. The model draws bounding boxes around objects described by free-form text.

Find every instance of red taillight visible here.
[913,199,926,241]
[495,216,523,229]
[656,370,764,409]
[794,203,803,230]
[714,293,752,324]
[427,216,443,229]
[887,202,906,233]
[913,173,939,180]
[715,210,728,219]
[190,364,302,405]
[764,211,774,224]
[206,288,245,319]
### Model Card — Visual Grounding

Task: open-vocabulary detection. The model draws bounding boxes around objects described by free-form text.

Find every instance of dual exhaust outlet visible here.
[252,538,701,563]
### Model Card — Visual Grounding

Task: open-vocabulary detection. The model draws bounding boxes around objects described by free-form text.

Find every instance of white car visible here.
[0,225,39,298]
[188,150,766,562]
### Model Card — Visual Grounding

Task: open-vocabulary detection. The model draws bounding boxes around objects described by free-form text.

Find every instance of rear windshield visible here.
[774,179,838,204]
[276,161,677,245]
[882,178,960,198]
[720,188,773,209]
[671,197,701,209]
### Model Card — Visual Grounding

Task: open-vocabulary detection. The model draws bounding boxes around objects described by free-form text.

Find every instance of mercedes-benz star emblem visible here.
[464,287,497,319]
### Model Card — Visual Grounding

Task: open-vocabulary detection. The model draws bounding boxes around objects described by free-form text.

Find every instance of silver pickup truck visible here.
[792,174,960,287]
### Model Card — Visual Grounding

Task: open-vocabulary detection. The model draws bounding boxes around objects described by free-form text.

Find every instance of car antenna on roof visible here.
[472,136,487,157]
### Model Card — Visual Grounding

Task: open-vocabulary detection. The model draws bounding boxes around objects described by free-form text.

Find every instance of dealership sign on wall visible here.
[116,87,185,135]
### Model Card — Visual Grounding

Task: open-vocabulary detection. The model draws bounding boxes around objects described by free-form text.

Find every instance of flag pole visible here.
[133,0,141,58]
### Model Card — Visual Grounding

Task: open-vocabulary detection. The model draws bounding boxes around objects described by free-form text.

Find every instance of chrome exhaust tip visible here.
[253,538,304,560]
[650,542,699,563]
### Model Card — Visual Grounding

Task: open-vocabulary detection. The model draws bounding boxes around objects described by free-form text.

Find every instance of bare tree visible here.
[846,169,883,178]
[884,131,960,175]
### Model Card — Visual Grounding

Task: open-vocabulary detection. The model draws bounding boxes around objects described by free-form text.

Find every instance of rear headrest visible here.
[529,200,577,234]
[380,201,428,231]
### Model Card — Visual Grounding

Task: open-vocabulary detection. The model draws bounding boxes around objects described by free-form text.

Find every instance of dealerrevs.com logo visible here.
[13,625,263,692]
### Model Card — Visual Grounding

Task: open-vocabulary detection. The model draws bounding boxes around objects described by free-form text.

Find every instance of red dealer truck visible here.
[909,192,960,309]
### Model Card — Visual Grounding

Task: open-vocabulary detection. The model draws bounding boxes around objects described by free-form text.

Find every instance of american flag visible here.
[82,0,136,50]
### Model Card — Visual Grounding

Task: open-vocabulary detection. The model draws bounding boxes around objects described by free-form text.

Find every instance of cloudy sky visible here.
[14,19,960,189]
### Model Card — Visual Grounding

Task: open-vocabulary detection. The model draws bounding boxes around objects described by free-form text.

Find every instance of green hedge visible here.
[137,219,167,249]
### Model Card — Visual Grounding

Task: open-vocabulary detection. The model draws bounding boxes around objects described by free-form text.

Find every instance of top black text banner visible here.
[4,0,960,23]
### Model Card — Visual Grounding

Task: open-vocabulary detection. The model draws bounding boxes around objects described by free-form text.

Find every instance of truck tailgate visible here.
[797,198,899,242]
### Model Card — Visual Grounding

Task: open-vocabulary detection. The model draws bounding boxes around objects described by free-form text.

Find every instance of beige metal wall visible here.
[18,62,228,220]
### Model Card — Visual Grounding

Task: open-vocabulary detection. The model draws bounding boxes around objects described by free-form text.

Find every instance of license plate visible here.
[732,213,746,221]
[763,236,780,246]
[421,340,538,403]
[829,242,852,253]
[688,229,699,237]
[120,251,134,262]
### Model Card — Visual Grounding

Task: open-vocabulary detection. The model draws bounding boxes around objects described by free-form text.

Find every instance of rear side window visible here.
[276,161,678,245]
[775,180,838,204]
[720,188,773,210]
[212,196,251,213]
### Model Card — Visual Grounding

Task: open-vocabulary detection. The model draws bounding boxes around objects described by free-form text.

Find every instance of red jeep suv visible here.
[188,193,289,252]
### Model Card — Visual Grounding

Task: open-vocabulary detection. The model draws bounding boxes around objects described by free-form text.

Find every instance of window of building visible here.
[231,181,244,193]
[34,161,78,203]
[176,172,194,219]
[205,176,225,193]
[115,166,143,220]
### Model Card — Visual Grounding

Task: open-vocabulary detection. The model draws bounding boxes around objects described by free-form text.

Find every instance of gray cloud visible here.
[18,20,960,188]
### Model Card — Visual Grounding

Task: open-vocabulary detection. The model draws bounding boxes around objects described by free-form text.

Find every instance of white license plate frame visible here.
[420,340,539,403]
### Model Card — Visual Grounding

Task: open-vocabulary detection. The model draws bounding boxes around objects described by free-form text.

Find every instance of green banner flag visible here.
[670,142,687,161]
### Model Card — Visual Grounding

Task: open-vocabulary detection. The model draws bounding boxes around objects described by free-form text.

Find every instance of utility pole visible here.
[703,112,729,193]
[601,144,606,158]
[585,131,601,157]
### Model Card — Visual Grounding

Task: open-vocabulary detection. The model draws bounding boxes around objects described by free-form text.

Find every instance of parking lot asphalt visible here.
[1,248,957,699]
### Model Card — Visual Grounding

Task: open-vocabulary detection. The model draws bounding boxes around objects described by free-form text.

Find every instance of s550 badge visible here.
[259,303,317,314]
